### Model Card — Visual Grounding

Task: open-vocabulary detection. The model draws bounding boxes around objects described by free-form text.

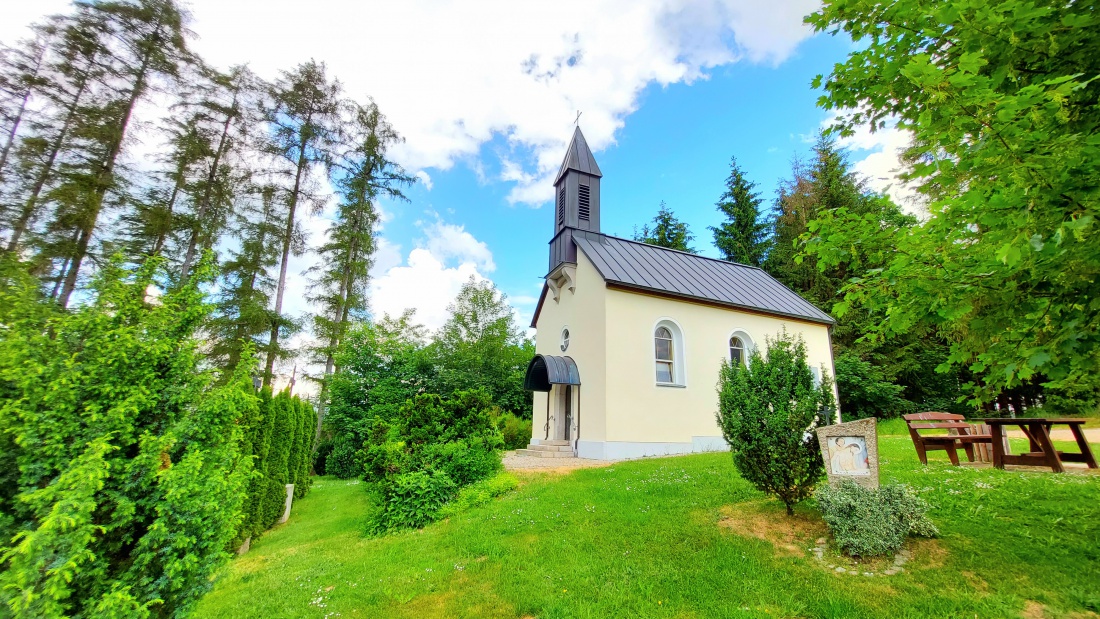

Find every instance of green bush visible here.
[372,470,457,532]
[438,472,519,518]
[0,255,251,617]
[834,351,910,420]
[496,411,533,450]
[716,330,836,515]
[313,438,334,476]
[420,437,503,487]
[327,434,363,479]
[815,481,939,557]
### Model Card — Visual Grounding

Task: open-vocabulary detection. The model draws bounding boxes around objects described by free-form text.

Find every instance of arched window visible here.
[655,326,674,383]
[730,336,745,365]
[653,320,686,386]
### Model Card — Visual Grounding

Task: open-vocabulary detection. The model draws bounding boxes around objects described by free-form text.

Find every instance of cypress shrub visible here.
[716,330,836,515]
[0,255,252,617]
[265,391,295,486]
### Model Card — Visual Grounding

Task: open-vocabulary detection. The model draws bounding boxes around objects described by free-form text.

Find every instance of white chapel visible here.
[521,127,837,460]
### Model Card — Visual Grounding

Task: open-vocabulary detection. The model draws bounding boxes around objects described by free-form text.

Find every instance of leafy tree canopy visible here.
[806,0,1100,403]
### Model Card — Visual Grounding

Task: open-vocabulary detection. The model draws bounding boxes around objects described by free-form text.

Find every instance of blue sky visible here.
[3,1,915,383]
[371,31,873,328]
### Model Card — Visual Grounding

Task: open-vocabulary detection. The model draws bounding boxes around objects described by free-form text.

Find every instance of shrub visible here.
[496,411,533,450]
[834,351,910,420]
[420,437,503,487]
[438,472,519,519]
[313,438,335,476]
[815,481,939,557]
[716,330,836,515]
[327,434,363,479]
[0,255,251,617]
[372,470,457,532]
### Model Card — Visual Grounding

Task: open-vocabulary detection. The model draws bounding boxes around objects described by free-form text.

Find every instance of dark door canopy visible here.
[523,355,581,392]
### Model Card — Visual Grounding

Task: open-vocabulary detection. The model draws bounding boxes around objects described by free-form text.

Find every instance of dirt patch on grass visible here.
[961,570,989,594]
[912,538,948,569]
[391,573,513,619]
[717,501,827,557]
[1022,601,1047,619]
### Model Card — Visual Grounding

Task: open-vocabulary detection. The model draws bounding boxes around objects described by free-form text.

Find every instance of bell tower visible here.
[548,126,602,275]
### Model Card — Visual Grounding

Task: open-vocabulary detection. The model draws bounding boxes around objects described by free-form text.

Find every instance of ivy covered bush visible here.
[816,481,939,557]
[0,257,253,617]
[360,389,504,531]
[716,330,836,515]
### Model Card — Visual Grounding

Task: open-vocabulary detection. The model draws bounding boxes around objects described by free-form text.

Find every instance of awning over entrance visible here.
[523,355,581,392]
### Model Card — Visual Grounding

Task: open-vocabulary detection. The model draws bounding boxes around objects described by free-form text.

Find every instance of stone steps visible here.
[516,448,575,458]
[516,439,576,458]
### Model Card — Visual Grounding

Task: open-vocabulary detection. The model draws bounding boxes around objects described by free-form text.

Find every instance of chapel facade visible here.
[522,128,837,460]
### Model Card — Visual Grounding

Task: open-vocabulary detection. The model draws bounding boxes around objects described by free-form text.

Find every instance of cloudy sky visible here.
[3,1,913,385]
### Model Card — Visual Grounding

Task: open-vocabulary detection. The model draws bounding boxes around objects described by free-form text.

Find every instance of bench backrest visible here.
[903,412,971,438]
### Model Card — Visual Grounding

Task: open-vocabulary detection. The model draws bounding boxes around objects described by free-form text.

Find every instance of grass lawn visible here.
[194,428,1100,619]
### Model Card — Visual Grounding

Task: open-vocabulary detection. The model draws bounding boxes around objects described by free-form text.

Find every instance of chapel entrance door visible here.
[563,385,573,441]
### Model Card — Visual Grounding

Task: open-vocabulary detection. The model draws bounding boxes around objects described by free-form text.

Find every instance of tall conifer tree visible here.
[308,100,413,431]
[710,157,769,266]
[260,60,342,385]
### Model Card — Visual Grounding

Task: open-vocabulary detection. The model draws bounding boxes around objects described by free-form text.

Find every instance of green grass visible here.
[195,438,1100,619]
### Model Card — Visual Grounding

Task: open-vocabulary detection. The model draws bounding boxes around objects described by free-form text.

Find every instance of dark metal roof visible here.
[572,231,835,324]
[523,355,581,391]
[553,127,603,185]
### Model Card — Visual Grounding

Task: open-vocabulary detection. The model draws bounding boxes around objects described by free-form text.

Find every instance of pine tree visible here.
[2,14,104,254]
[260,60,343,385]
[710,157,769,266]
[0,33,48,185]
[208,188,283,372]
[308,99,413,434]
[52,0,193,307]
[632,201,697,253]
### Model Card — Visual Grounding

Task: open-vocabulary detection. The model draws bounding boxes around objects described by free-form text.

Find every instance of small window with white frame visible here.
[655,326,674,383]
[729,336,746,365]
[653,320,685,386]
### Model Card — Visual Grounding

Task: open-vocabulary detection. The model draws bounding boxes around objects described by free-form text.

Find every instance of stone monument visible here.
[816,417,879,489]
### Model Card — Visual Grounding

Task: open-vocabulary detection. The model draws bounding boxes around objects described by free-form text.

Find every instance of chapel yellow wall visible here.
[602,286,836,444]
[531,251,607,442]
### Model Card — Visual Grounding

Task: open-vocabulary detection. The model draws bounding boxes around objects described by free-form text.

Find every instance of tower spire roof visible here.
[553,126,602,185]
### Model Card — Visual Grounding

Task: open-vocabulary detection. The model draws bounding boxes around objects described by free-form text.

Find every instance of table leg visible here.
[990,423,1005,469]
[1029,422,1064,473]
[1069,425,1098,469]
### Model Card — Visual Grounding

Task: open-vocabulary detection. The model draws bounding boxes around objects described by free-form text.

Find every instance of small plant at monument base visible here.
[815,480,939,557]
[716,330,836,515]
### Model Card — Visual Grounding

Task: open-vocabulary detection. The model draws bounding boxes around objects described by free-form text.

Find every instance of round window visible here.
[560,328,570,352]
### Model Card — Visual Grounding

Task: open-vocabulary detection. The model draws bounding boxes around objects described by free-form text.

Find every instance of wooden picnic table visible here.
[982,418,1098,473]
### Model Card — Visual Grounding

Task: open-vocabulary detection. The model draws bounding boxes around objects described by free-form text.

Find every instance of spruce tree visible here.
[52,0,193,307]
[2,13,104,254]
[308,100,413,433]
[632,201,697,253]
[260,60,343,385]
[710,157,769,266]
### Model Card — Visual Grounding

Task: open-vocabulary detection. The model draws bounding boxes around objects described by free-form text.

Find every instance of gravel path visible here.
[502,450,618,472]
[1006,428,1100,442]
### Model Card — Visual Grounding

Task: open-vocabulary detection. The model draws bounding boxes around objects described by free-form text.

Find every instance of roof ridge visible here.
[583,230,762,271]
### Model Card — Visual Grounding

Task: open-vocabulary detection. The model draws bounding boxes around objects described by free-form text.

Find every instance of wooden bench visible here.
[903,412,995,466]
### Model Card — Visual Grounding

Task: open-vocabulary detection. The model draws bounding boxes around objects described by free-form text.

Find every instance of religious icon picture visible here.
[827,435,870,476]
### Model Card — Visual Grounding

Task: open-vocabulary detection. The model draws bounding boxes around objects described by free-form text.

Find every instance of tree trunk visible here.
[179,89,238,284]
[58,44,153,308]
[6,75,89,252]
[0,44,45,179]
[262,138,310,385]
[150,171,184,256]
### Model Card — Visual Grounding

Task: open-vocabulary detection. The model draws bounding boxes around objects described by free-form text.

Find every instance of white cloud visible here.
[421,219,496,272]
[414,170,433,191]
[179,0,815,206]
[369,248,485,330]
[367,216,502,330]
[823,114,927,216]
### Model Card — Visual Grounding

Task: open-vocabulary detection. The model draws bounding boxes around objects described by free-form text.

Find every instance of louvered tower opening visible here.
[557,186,565,226]
[578,184,590,221]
